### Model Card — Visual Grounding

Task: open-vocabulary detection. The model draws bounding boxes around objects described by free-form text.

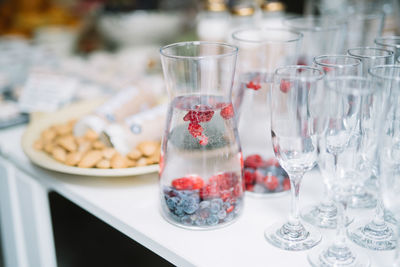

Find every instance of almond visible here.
[57,135,77,152]
[110,153,127,169]
[65,151,83,166]
[127,149,142,160]
[78,150,102,168]
[96,159,111,169]
[52,146,67,163]
[137,141,159,157]
[102,148,116,159]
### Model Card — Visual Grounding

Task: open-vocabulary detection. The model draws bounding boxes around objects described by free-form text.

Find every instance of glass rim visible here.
[374,36,400,48]
[231,27,303,44]
[160,41,238,60]
[352,11,385,20]
[274,65,325,81]
[325,76,376,95]
[347,47,394,59]
[368,65,400,82]
[283,16,345,32]
[313,55,362,68]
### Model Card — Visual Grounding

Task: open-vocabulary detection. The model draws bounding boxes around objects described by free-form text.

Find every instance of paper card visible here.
[18,70,79,113]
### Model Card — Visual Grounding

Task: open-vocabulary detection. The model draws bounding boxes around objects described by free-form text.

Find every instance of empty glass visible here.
[374,65,400,266]
[308,76,375,267]
[346,46,394,210]
[264,65,325,250]
[301,55,361,229]
[231,28,302,196]
[375,36,400,58]
[284,16,346,65]
[159,42,244,229]
[345,11,384,49]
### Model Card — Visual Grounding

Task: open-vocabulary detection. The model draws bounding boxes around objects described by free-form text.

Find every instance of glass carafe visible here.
[231,28,302,196]
[159,42,244,229]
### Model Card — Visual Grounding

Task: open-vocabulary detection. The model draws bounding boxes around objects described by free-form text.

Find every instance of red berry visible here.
[172,177,194,190]
[264,157,280,167]
[198,135,208,146]
[280,80,291,93]
[234,183,243,197]
[297,59,307,66]
[264,175,279,191]
[244,170,255,185]
[188,175,204,190]
[200,184,219,199]
[195,105,214,122]
[188,122,203,138]
[220,103,234,120]
[226,205,234,213]
[283,178,291,191]
[246,184,254,191]
[244,154,264,169]
[246,81,261,90]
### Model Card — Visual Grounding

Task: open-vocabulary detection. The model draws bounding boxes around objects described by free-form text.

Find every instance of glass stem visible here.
[335,200,348,247]
[322,182,332,206]
[289,173,303,225]
[372,198,385,225]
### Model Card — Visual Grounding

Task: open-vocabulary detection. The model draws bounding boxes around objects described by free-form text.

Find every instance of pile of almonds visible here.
[33,119,160,169]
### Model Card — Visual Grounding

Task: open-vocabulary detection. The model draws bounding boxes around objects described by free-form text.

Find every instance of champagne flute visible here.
[308,76,375,266]
[374,65,400,267]
[301,55,362,229]
[264,65,325,250]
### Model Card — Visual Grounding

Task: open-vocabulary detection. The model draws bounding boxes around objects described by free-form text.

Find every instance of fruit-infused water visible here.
[160,95,244,229]
[237,72,290,196]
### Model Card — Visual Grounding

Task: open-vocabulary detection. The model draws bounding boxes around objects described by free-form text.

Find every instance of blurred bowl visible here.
[98,10,185,47]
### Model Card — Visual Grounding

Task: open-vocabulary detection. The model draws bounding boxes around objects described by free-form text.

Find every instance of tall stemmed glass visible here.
[264,65,325,250]
[301,55,362,229]
[346,47,394,209]
[345,48,397,250]
[308,76,374,267]
[374,65,400,267]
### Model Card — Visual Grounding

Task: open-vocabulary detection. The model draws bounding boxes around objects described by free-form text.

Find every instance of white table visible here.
[0,125,394,267]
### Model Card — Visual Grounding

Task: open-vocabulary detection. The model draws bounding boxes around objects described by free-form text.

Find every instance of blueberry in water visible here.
[195,217,206,226]
[174,205,185,217]
[181,215,193,225]
[183,197,199,214]
[196,207,210,219]
[206,214,219,226]
[166,196,178,211]
[217,209,227,220]
[210,199,222,214]
[199,200,211,209]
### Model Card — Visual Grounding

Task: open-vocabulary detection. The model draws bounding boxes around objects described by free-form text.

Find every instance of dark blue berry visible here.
[181,215,193,225]
[195,217,206,226]
[183,197,199,214]
[206,214,219,226]
[199,200,211,209]
[210,199,222,214]
[166,197,178,211]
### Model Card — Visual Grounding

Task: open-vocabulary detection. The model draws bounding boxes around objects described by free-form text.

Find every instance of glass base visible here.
[301,203,354,229]
[348,192,376,209]
[264,221,321,251]
[308,244,370,267]
[384,209,398,225]
[347,219,397,250]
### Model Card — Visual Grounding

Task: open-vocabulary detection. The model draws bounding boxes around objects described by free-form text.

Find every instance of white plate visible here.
[21,99,159,177]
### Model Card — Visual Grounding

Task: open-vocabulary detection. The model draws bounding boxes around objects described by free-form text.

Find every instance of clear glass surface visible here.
[345,12,384,49]
[264,65,325,250]
[283,16,346,65]
[300,55,361,229]
[232,28,302,196]
[371,65,400,264]
[347,47,394,77]
[308,76,377,266]
[159,42,244,229]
